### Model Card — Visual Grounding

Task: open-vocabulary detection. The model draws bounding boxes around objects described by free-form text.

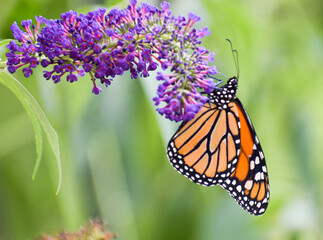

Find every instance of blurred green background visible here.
[1,0,323,239]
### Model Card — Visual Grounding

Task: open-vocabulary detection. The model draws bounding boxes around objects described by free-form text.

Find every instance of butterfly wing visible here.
[220,98,270,215]
[167,102,241,186]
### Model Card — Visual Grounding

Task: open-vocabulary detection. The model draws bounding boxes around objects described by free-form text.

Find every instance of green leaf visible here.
[0,39,12,69]
[0,70,62,194]
[0,39,12,48]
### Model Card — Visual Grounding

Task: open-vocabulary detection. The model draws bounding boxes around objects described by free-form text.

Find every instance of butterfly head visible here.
[208,77,238,109]
[228,76,238,87]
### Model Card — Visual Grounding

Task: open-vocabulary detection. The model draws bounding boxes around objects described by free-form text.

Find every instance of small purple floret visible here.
[92,85,102,95]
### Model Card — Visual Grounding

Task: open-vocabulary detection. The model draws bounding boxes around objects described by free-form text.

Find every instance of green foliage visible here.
[0,39,11,48]
[0,70,62,193]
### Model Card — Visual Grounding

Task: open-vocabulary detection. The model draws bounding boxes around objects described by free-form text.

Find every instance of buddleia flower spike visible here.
[6,0,217,122]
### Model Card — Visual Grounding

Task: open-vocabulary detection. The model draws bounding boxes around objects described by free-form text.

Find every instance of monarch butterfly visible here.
[167,76,270,215]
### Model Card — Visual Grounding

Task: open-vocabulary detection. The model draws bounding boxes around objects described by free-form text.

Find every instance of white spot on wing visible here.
[255,172,261,181]
[250,161,255,170]
[245,180,253,190]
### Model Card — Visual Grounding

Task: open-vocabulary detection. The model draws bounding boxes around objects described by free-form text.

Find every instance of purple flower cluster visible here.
[6,0,217,122]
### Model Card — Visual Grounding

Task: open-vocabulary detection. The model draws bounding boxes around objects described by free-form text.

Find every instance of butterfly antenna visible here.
[215,71,229,79]
[226,39,240,79]
[208,75,224,88]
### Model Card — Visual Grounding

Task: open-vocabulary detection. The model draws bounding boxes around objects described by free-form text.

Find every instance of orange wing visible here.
[220,99,270,215]
[167,102,241,186]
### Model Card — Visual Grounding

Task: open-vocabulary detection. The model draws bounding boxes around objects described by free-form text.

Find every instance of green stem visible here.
[0,61,7,69]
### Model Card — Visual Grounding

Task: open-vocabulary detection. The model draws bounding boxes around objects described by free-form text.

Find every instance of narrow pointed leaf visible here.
[0,70,62,194]
[0,39,12,48]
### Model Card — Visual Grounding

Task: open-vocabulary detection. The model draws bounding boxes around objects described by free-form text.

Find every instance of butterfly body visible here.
[167,77,269,215]
[208,77,238,109]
